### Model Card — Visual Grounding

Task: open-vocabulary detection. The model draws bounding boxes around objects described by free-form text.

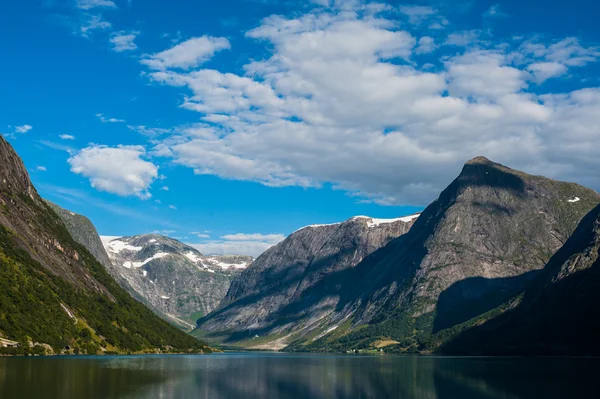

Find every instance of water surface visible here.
[1,352,599,398]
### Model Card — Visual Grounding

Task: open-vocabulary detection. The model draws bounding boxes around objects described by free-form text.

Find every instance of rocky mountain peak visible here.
[99,233,252,329]
[198,212,419,347]
[0,136,42,207]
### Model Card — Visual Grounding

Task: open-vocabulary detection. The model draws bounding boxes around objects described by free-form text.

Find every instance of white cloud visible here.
[59,134,75,140]
[15,125,33,133]
[141,36,231,70]
[68,145,158,199]
[110,30,139,52]
[36,166,47,172]
[220,233,285,244]
[96,113,125,123]
[169,205,177,210]
[140,2,600,205]
[79,14,111,37]
[190,232,211,239]
[189,233,285,257]
[160,186,169,191]
[399,5,437,24]
[415,36,436,54]
[527,62,568,83]
[76,0,117,10]
[127,125,170,136]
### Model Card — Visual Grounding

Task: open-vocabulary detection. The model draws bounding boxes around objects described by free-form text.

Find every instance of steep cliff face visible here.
[302,157,600,352]
[102,235,251,330]
[443,204,600,355]
[45,201,112,270]
[0,135,209,354]
[197,215,418,348]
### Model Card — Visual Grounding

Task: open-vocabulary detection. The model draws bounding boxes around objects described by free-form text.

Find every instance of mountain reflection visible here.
[1,354,599,399]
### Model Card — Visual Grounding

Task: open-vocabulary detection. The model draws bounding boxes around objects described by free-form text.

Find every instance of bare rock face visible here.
[304,157,600,352]
[198,215,418,346]
[46,201,113,270]
[443,204,600,355]
[0,136,112,296]
[102,235,252,330]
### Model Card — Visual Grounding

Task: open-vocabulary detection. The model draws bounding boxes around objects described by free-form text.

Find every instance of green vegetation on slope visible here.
[0,221,211,355]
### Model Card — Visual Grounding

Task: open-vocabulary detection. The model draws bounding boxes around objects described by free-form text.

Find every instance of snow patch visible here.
[297,213,420,232]
[184,251,202,263]
[123,252,169,268]
[205,257,248,270]
[160,295,170,299]
[105,239,143,254]
[568,197,581,203]
[353,214,420,227]
[142,270,147,277]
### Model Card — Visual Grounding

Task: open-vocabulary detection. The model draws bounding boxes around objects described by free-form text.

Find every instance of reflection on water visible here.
[1,353,599,399]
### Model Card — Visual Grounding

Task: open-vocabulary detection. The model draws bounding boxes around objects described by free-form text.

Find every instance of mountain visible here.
[0,135,211,355]
[442,203,600,355]
[301,156,600,353]
[45,201,112,270]
[102,234,252,330]
[197,214,419,349]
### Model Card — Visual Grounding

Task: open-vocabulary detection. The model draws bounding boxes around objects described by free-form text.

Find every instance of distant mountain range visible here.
[0,136,210,356]
[101,234,252,329]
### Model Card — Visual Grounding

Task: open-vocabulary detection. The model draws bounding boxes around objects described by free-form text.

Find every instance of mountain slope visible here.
[197,214,418,348]
[0,135,210,355]
[442,204,600,355]
[301,157,600,352]
[45,201,112,270]
[102,235,251,330]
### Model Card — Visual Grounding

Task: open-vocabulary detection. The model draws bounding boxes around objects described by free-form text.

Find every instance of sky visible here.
[1,0,599,256]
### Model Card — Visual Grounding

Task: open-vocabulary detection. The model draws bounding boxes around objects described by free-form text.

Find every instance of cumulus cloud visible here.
[110,30,139,52]
[415,36,436,54]
[68,145,158,199]
[141,36,231,70]
[189,233,285,257]
[527,62,568,83]
[141,1,600,205]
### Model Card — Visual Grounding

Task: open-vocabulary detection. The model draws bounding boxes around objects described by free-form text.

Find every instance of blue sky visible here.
[2,0,599,256]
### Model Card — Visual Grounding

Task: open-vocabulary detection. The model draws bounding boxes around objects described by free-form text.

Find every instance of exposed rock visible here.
[102,234,252,330]
[303,156,600,351]
[198,214,418,345]
[443,204,600,355]
[46,201,112,270]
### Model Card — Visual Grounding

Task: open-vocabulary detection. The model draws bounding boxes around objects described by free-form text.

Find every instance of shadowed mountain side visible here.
[433,270,540,333]
[442,204,600,356]
[303,157,600,352]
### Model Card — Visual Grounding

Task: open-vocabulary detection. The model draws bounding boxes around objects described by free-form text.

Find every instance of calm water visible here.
[1,353,599,399]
